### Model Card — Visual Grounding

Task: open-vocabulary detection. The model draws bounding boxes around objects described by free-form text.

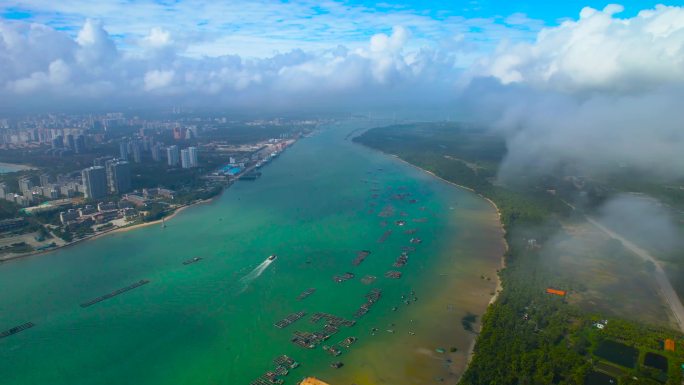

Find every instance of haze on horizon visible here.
[2,0,684,180]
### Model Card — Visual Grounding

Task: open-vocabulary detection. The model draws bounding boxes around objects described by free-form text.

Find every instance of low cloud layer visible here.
[458,4,684,182]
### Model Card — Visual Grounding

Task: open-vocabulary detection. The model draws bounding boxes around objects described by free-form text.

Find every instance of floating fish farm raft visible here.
[333,272,355,283]
[80,280,150,308]
[360,275,377,285]
[377,230,392,243]
[0,322,34,339]
[354,288,382,318]
[275,311,307,329]
[393,252,409,268]
[249,355,300,385]
[290,313,356,349]
[297,288,316,301]
[352,250,371,266]
[182,257,203,265]
[385,271,402,279]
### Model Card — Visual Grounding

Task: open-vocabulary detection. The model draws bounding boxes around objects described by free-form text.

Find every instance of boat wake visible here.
[238,258,274,292]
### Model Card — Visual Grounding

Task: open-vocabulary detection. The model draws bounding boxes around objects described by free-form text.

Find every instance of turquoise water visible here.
[0,162,29,174]
[0,121,502,385]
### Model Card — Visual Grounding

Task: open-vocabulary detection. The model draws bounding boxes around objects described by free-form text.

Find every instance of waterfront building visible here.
[108,161,132,194]
[167,145,180,166]
[59,209,80,224]
[81,166,107,199]
[97,202,118,211]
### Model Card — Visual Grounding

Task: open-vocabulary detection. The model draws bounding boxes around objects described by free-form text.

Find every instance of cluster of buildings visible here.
[82,156,133,199]
[1,175,79,207]
[58,187,176,227]
[166,145,199,168]
[0,156,133,206]
[119,136,199,169]
[58,201,136,226]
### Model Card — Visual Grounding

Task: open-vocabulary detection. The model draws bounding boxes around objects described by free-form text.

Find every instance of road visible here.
[586,216,684,332]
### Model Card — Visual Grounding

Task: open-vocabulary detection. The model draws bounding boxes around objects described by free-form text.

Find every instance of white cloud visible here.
[142,27,173,49]
[144,69,174,91]
[475,4,684,92]
[0,18,459,110]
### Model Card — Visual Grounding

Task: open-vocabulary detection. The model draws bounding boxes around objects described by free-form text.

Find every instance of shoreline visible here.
[0,162,34,172]
[0,194,220,264]
[0,137,298,264]
[386,152,508,375]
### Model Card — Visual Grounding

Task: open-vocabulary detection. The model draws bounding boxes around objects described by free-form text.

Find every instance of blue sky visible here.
[0,0,669,57]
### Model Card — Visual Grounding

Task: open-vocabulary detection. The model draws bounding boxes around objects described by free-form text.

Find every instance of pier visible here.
[0,322,34,339]
[80,280,150,308]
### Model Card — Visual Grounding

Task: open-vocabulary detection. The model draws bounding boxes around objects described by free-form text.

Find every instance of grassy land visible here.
[354,123,684,385]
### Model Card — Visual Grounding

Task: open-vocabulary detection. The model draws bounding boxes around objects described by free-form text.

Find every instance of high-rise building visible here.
[181,149,191,169]
[39,174,53,187]
[167,145,179,166]
[119,140,129,161]
[188,146,199,167]
[51,135,64,149]
[131,140,142,163]
[94,156,114,167]
[108,161,131,194]
[81,166,107,200]
[151,144,163,162]
[74,134,86,154]
[65,134,75,150]
[18,177,34,194]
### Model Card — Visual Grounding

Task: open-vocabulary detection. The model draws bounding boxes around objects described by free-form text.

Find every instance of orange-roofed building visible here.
[665,339,675,352]
[300,378,331,385]
[546,288,567,296]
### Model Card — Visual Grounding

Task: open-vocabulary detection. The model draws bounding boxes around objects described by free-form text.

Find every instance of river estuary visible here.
[0,121,504,385]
